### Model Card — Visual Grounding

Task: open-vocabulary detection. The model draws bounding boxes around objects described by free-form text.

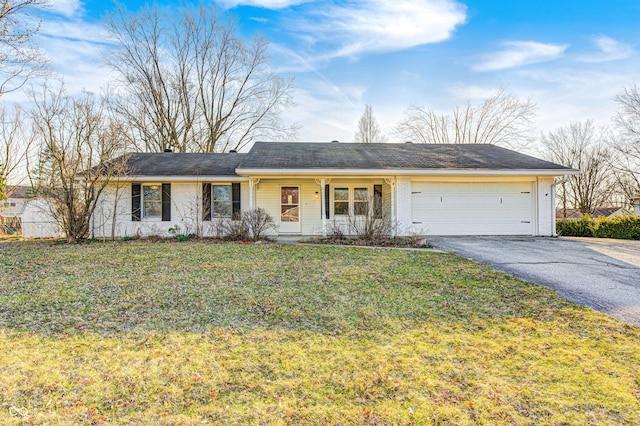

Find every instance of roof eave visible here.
[235,168,579,177]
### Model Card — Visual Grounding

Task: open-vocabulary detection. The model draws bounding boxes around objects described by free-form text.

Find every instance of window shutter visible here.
[232,182,241,217]
[131,183,141,222]
[202,183,211,221]
[325,184,330,219]
[162,183,171,222]
[374,184,383,219]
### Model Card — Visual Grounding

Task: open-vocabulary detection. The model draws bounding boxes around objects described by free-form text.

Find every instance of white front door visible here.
[280,186,301,233]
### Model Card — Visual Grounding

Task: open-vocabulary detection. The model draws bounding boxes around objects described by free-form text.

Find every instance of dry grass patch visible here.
[0,240,638,424]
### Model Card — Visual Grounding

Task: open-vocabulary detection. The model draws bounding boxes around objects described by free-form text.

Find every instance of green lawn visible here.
[0,241,638,425]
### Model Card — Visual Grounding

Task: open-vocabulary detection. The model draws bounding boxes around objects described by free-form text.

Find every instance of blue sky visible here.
[22,0,640,146]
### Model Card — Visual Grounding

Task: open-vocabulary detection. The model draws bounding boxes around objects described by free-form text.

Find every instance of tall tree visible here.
[0,0,48,96]
[0,104,29,199]
[541,120,613,214]
[613,84,640,201]
[104,3,296,153]
[395,88,535,146]
[354,104,387,143]
[29,83,130,241]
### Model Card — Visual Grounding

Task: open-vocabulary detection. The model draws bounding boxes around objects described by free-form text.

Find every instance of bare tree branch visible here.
[541,120,614,214]
[0,0,49,96]
[28,82,130,241]
[104,3,297,153]
[394,88,535,146]
[354,104,387,143]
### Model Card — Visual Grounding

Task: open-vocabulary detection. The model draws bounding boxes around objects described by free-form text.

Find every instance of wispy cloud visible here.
[48,0,83,18]
[283,0,466,60]
[449,84,501,100]
[217,0,310,9]
[474,41,568,72]
[578,35,635,63]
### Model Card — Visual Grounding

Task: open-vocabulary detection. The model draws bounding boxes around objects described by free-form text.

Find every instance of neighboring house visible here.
[0,185,62,238]
[0,186,33,235]
[556,207,631,220]
[91,142,577,238]
[633,195,640,216]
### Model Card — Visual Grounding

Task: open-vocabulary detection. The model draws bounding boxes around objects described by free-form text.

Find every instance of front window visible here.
[334,188,349,215]
[354,188,369,215]
[143,184,162,219]
[212,185,232,218]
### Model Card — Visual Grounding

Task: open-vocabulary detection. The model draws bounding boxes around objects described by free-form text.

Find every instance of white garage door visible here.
[411,182,534,235]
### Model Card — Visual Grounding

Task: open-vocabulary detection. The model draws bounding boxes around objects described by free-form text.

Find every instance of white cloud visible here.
[474,41,568,72]
[48,0,83,18]
[449,84,500,100]
[289,0,466,60]
[217,0,310,9]
[578,35,635,63]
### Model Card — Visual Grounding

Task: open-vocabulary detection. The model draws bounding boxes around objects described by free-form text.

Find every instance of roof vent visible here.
[164,148,173,153]
[229,149,237,153]
[331,140,339,143]
[405,141,413,144]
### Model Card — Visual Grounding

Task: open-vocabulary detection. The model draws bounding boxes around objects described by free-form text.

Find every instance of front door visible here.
[280,186,300,233]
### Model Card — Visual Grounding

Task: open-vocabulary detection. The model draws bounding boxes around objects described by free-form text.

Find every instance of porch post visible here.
[249,178,260,211]
[385,177,396,237]
[315,178,327,237]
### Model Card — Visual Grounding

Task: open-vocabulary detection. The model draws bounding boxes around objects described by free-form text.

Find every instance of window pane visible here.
[354,201,368,215]
[213,185,231,201]
[334,188,348,201]
[334,201,349,215]
[281,187,299,204]
[143,185,162,218]
[213,201,232,217]
[281,205,299,222]
[354,188,368,202]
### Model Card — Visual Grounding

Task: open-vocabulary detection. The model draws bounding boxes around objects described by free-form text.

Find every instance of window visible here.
[203,183,241,220]
[142,184,162,219]
[132,183,170,222]
[333,186,371,216]
[334,188,349,215]
[354,188,368,215]
[212,185,232,217]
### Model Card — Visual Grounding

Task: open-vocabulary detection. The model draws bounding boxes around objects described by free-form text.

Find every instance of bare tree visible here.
[395,88,535,146]
[28,83,130,241]
[354,104,387,143]
[541,120,614,214]
[613,84,640,201]
[104,3,296,153]
[0,0,49,96]
[0,104,29,199]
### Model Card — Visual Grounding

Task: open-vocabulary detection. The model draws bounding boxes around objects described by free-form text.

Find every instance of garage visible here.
[410,181,534,235]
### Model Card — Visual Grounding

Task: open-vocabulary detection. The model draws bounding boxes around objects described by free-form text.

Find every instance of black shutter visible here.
[374,184,383,219]
[202,183,211,221]
[131,183,141,221]
[232,182,241,218]
[325,184,330,219]
[162,183,171,221]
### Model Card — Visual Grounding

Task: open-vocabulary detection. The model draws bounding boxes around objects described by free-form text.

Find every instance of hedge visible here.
[556,214,640,240]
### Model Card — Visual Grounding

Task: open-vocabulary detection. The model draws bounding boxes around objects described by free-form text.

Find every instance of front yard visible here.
[0,241,638,424]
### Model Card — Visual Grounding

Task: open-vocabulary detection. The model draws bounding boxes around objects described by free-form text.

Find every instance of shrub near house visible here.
[556,214,640,239]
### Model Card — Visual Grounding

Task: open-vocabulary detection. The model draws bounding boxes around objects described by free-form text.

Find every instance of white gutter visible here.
[551,175,571,236]
[97,175,250,182]
[235,168,580,177]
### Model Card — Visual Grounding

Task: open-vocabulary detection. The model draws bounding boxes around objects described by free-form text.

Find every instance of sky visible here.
[16,0,640,147]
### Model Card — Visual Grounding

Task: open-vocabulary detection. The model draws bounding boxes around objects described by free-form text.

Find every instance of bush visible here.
[556,215,594,237]
[209,208,275,242]
[556,214,640,240]
[592,215,640,240]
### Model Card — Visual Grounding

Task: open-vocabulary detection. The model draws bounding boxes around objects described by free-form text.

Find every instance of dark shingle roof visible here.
[238,142,572,171]
[122,152,247,176]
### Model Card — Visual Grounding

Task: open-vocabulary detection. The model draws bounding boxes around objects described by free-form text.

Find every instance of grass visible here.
[0,240,638,425]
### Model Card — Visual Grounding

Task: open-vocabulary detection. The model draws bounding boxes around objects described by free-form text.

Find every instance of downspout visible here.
[551,175,570,237]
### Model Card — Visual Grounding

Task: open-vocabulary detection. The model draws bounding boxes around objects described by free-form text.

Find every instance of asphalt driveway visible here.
[428,236,640,327]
